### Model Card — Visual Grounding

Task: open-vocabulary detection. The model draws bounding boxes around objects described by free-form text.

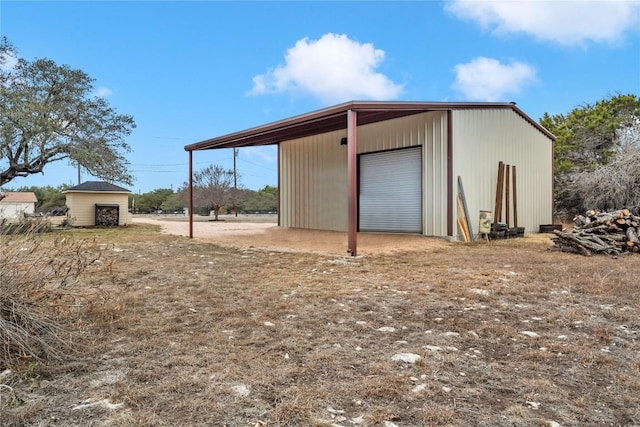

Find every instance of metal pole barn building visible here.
[184,101,555,256]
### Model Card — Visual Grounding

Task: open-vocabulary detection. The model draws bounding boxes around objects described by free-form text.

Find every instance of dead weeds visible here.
[0,224,639,426]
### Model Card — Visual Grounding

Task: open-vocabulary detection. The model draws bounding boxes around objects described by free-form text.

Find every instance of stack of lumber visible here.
[552,209,640,256]
[457,176,473,243]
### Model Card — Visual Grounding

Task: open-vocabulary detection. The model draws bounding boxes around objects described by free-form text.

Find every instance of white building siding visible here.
[280,112,449,233]
[65,192,131,227]
[0,202,35,220]
[451,109,553,236]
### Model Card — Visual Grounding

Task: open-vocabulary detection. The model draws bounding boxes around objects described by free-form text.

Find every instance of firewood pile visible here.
[96,205,120,227]
[552,209,640,256]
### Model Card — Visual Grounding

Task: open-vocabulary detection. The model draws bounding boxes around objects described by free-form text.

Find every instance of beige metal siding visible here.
[280,112,449,234]
[358,112,449,236]
[280,130,348,231]
[65,192,131,226]
[451,109,553,237]
[421,112,449,236]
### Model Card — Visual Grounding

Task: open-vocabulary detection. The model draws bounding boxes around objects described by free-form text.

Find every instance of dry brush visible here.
[0,227,113,371]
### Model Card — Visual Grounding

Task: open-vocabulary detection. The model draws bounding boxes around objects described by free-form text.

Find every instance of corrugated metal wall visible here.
[451,109,553,237]
[356,111,449,236]
[279,130,348,231]
[279,112,449,233]
[279,108,552,237]
[420,112,448,236]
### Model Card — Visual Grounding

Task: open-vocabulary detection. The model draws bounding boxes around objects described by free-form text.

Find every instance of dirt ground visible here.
[132,214,465,256]
[1,217,639,427]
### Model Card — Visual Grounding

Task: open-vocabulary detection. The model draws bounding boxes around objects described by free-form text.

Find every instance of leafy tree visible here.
[0,38,135,186]
[192,164,234,220]
[242,185,278,212]
[160,191,187,211]
[131,188,174,213]
[540,93,640,216]
[11,185,68,211]
[227,187,248,216]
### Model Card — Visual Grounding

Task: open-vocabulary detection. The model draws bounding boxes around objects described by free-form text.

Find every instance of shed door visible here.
[359,147,422,233]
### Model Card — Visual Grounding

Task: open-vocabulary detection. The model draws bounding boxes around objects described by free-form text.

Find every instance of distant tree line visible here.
[2,181,277,216]
[134,182,278,216]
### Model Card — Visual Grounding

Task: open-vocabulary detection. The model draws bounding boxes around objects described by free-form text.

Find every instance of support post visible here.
[512,165,518,228]
[277,143,281,227]
[493,161,504,233]
[233,148,238,216]
[188,150,193,239]
[505,164,510,228]
[347,109,357,256]
[446,111,453,237]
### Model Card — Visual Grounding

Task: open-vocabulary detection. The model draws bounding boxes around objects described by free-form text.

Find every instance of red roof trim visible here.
[185,101,555,152]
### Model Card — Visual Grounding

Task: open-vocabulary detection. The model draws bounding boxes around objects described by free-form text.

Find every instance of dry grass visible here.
[0,227,118,371]
[1,223,639,426]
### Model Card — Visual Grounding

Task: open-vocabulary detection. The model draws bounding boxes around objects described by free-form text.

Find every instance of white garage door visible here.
[359,147,422,233]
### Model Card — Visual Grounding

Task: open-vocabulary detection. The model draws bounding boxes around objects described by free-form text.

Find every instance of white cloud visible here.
[93,86,113,98]
[452,57,537,101]
[446,0,640,45]
[248,33,403,103]
[242,146,277,164]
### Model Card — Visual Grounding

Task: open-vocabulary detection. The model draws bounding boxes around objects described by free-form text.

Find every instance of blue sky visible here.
[1,0,639,194]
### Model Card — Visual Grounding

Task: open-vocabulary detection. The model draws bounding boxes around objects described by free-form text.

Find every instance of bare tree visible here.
[577,144,640,212]
[192,164,234,220]
[541,93,640,216]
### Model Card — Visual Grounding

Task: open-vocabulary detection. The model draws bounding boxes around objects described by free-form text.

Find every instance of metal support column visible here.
[347,109,358,256]
[188,150,193,239]
[446,110,453,237]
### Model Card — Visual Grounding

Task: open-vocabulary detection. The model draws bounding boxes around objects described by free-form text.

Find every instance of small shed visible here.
[0,191,38,220]
[185,101,556,255]
[64,181,131,227]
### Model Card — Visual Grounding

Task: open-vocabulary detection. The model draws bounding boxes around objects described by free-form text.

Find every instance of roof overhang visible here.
[185,100,555,151]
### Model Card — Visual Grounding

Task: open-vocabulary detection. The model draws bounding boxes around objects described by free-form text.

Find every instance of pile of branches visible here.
[552,209,640,256]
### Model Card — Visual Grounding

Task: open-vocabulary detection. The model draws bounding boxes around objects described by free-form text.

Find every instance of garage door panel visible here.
[359,147,422,233]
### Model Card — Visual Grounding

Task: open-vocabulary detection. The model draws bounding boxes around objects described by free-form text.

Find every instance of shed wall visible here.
[65,192,131,226]
[279,111,449,234]
[451,109,553,236]
[0,202,35,220]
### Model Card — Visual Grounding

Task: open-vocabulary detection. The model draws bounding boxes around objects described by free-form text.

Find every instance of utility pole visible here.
[77,163,81,185]
[233,148,238,216]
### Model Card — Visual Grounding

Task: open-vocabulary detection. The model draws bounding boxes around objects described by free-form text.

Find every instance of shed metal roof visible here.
[185,101,555,151]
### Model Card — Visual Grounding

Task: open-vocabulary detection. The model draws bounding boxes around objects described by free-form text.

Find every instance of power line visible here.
[238,157,276,171]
